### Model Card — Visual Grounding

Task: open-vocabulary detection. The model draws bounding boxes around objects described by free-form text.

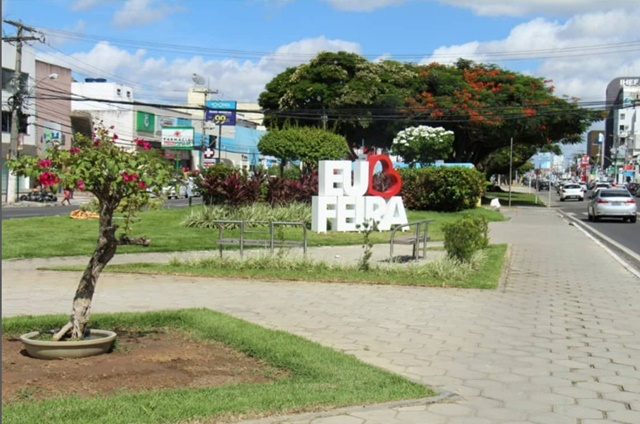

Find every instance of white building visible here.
[605,77,640,183]
[71,79,195,169]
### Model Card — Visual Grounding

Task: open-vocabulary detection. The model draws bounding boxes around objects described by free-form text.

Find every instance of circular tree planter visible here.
[20,330,117,360]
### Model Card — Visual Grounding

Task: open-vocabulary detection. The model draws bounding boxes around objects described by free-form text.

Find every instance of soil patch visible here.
[2,329,288,403]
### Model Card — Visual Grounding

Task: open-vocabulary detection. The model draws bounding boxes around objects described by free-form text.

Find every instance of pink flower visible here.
[113,133,119,140]
[93,139,100,147]
[137,180,147,189]
[109,125,115,129]
[121,172,138,182]
[38,171,60,187]
[182,167,190,173]
[77,180,85,190]
[38,159,52,168]
[69,147,81,154]
[134,138,151,150]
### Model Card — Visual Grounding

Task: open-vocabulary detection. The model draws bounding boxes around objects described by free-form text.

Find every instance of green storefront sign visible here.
[136,111,156,133]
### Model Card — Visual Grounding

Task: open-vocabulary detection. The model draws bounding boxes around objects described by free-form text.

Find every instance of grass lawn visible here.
[2,206,506,259]
[2,309,435,424]
[51,244,507,289]
[482,189,545,207]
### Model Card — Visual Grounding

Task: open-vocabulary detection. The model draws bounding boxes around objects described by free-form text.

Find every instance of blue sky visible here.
[3,0,640,160]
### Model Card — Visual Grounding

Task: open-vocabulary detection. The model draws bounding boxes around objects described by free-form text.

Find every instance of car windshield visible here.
[564,184,580,189]
[599,190,631,198]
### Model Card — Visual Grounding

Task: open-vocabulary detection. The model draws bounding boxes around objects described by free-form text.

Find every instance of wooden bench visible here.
[389,219,434,261]
[212,220,308,258]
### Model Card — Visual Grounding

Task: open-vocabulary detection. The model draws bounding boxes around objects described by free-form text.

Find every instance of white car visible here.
[559,183,584,201]
[588,188,637,223]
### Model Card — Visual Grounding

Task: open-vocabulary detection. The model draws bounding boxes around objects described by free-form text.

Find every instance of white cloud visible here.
[323,0,405,12]
[303,0,638,16]
[419,8,640,103]
[439,0,638,17]
[70,0,104,11]
[52,37,361,103]
[112,0,184,28]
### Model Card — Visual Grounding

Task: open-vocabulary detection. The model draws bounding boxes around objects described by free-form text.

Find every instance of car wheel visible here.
[560,197,565,201]
[593,215,600,222]
[631,216,637,223]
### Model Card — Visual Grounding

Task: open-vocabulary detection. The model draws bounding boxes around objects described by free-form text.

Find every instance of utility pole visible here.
[3,20,44,204]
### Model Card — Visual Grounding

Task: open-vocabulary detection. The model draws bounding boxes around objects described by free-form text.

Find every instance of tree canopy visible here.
[259,51,418,155]
[258,126,349,174]
[258,53,603,174]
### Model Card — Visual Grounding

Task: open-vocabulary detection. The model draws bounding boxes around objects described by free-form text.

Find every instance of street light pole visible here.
[508,136,513,207]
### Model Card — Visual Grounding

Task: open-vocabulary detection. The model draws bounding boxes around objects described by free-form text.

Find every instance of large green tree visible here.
[406,59,602,171]
[258,126,349,174]
[482,143,562,176]
[259,54,602,173]
[258,51,418,154]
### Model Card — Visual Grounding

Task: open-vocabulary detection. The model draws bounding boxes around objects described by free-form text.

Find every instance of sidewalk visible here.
[3,206,640,423]
[1,191,94,208]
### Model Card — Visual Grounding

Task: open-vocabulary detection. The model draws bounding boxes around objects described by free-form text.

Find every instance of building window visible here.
[2,111,11,132]
[126,91,131,98]
[116,88,122,96]
[620,125,625,132]
[1,68,29,91]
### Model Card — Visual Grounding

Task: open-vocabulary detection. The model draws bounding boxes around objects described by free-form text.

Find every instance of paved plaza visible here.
[3,206,640,423]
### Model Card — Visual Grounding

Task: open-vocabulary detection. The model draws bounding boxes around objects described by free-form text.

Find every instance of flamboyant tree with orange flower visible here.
[406,59,602,174]
[7,122,172,340]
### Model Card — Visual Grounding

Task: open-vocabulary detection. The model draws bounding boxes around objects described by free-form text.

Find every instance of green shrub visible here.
[181,202,312,228]
[399,167,485,211]
[442,215,489,262]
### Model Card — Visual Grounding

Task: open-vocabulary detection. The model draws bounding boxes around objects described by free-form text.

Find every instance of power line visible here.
[35,26,640,63]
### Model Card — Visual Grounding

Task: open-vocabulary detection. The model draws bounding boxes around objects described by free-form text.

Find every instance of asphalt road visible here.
[544,186,640,270]
[1,197,204,220]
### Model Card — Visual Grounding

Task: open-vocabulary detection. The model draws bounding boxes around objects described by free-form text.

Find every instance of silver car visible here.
[587,189,637,223]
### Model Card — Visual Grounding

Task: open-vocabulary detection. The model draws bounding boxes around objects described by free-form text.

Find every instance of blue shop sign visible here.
[206,100,236,110]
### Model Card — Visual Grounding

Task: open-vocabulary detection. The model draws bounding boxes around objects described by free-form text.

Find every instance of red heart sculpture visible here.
[366,154,402,198]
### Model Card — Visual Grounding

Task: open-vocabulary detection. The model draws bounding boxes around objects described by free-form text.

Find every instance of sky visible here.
[3,0,640,157]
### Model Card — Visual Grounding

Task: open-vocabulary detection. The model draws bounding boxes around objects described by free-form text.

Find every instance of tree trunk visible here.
[54,201,118,340]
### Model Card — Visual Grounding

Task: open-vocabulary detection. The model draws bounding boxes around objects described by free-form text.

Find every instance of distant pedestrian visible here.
[61,187,72,205]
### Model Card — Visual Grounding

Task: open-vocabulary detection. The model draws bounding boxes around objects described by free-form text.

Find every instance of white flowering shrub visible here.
[391,125,454,167]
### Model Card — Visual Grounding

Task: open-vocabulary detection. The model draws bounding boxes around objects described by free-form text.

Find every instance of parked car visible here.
[535,180,550,191]
[626,182,639,196]
[591,182,611,195]
[559,183,584,201]
[587,188,637,223]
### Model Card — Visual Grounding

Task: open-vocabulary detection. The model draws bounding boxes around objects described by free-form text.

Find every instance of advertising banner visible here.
[136,111,156,133]
[161,126,195,149]
[41,121,63,151]
[206,109,236,126]
[206,100,236,110]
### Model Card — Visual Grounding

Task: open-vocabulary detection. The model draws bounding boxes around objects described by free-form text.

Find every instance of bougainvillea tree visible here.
[391,125,454,168]
[7,123,172,340]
